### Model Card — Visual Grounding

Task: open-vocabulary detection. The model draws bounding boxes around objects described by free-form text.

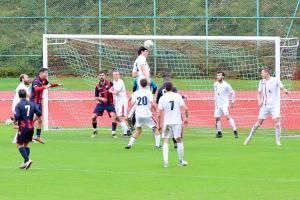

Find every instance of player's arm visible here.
[109,81,121,95]
[132,65,138,78]
[179,96,189,126]
[141,64,150,78]
[150,79,158,94]
[94,86,106,102]
[132,78,138,92]
[47,83,63,88]
[228,85,236,107]
[130,93,136,106]
[32,80,47,92]
[257,80,263,107]
[278,80,289,95]
[157,98,164,132]
[14,105,21,121]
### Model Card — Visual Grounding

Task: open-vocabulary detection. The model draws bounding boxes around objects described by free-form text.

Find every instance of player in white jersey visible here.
[109,70,131,136]
[125,78,160,149]
[214,72,238,138]
[11,74,31,144]
[132,46,150,87]
[244,67,289,146]
[12,74,31,114]
[158,82,189,168]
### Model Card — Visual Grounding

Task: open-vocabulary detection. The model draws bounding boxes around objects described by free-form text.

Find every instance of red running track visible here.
[1,90,300,129]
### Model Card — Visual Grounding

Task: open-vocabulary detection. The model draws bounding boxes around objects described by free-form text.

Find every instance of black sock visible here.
[92,122,97,129]
[112,122,117,132]
[25,147,30,156]
[172,138,177,144]
[19,147,29,163]
[36,129,41,138]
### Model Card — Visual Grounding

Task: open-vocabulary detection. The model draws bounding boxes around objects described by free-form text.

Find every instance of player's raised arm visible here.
[257,80,263,107]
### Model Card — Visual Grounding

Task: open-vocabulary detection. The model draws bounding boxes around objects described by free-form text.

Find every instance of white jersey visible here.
[258,77,283,108]
[214,81,235,107]
[11,82,30,113]
[133,55,150,78]
[131,89,153,118]
[113,79,127,103]
[158,92,185,125]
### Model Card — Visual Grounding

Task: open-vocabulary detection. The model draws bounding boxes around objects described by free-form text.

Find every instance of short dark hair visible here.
[19,74,26,82]
[138,46,148,55]
[140,78,148,88]
[39,68,48,74]
[262,67,271,74]
[217,71,225,77]
[18,89,27,98]
[99,70,106,75]
[165,82,173,91]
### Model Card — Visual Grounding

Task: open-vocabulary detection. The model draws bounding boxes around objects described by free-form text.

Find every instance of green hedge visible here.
[0,67,36,77]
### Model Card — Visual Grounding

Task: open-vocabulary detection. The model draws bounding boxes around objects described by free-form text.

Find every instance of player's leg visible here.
[225,114,238,138]
[110,111,118,138]
[271,107,282,146]
[23,142,32,169]
[125,127,142,149]
[116,103,131,136]
[163,137,170,168]
[244,119,264,145]
[174,125,187,166]
[147,116,161,148]
[33,104,44,144]
[215,106,222,137]
[91,114,98,138]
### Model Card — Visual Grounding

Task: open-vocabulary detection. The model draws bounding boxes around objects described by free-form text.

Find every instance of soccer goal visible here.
[43,34,299,132]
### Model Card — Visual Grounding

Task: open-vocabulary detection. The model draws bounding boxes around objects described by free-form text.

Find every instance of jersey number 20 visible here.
[137,96,147,106]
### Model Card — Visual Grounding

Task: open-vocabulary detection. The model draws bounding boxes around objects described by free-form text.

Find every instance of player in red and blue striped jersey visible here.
[30,68,62,143]
[15,89,42,169]
[92,71,117,138]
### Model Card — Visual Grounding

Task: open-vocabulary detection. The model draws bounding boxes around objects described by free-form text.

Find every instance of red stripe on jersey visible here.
[151,115,158,125]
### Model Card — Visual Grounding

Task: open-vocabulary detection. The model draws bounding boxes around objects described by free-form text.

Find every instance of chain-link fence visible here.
[0,0,299,75]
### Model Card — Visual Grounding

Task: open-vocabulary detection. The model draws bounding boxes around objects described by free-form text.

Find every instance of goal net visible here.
[43,35,299,133]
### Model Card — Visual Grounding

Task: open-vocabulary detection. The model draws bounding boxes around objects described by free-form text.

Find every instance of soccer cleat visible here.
[234,131,239,138]
[125,145,132,149]
[243,137,251,145]
[33,137,45,144]
[126,129,132,136]
[178,160,188,167]
[276,138,282,146]
[112,134,118,139]
[155,145,162,149]
[25,160,32,170]
[216,131,222,138]
[174,143,178,149]
[164,162,168,168]
[91,130,98,138]
[19,163,26,169]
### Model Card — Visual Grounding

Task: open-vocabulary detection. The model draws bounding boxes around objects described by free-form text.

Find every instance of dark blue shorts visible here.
[34,103,42,115]
[17,128,34,144]
[93,103,116,116]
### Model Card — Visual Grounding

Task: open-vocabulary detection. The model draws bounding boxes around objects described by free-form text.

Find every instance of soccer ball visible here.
[5,118,13,125]
[144,40,154,49]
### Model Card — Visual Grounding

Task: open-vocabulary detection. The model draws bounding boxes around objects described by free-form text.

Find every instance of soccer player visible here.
[15,89,41,169]
[132,46,150,86]
[11,74,31,143]
[109,70,131,136]
[92,71,118,138]
[157,82,189,168]
[156,73,183,148]
[30,68,61,143]
[214,71,238,138]
[244,67,289,146]
[125,78,160,149]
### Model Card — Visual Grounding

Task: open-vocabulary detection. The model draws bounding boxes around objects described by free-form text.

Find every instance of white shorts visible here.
[162,124,183,139]
[135,116,156,128]
[259,106,280,119]
[214,105,230,118]
[115,101,128,117]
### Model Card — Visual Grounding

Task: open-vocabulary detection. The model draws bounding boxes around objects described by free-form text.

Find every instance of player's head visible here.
[261,67,271,79]
[112,70,120,81]
[165,82,173,92]
[38,68,48,80]
[19,74,30,85]
[216,71,225,82]
[138,46,149,57]
[98,71,106,82]
[140,78,148,88]
[18,89,27,99]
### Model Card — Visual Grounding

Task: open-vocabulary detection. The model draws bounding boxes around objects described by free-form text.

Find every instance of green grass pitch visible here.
[1,124,300,200]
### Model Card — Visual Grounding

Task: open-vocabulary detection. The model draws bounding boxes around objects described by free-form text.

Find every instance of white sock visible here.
[93,128,97,132]
[177,143,184,161]
[128,137,136,146]
[216,120,221,132]
[248,124,259,139]
[163,143,169,164]
[112,131,116,135]
[275,122,281,139]
[120,121,129,134]
[228,118,237,131]
[155,134,161,147]
[128,106,136,118]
